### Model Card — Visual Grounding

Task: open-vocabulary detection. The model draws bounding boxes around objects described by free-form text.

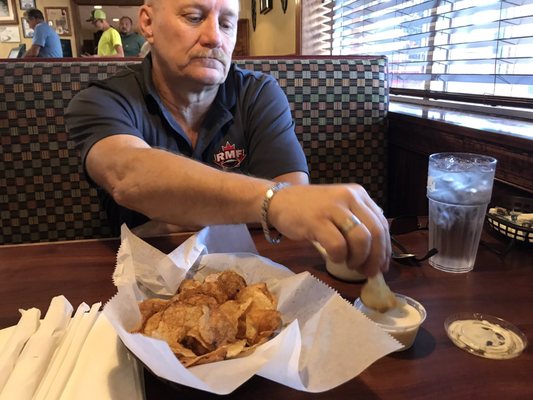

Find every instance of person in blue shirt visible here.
[23,9,63,58]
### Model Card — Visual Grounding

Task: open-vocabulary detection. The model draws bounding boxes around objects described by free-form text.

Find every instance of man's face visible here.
[119,18,132,34]
[27,17,38,30]
[140,0,239,87]
[92,20,104,30]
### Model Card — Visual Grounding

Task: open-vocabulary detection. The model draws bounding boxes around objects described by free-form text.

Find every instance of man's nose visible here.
[199,17,223,48]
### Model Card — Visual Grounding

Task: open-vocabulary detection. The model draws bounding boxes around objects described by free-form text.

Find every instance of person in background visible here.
[118,16,146,57]
[23,8,63,58]
[92,29,103,54]
[66,0,391,278]
[138,41,150,57]
[86,9,124,57]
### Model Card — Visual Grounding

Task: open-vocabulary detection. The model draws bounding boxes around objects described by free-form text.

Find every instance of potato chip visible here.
[133,270,282,367]
[135,298,167,331]
[215,270,247,299]
[198,306,237,349]
[245,309,282,345]
[236,283,277,311]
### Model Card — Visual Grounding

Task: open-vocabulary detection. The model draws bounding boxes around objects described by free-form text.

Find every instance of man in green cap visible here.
[86,9,124,57]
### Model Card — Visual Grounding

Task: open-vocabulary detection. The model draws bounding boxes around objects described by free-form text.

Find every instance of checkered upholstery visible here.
[0,57,388,244]
[238,58,389,194]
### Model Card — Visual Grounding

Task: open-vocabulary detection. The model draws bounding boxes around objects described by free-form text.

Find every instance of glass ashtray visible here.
[444,312,527,360]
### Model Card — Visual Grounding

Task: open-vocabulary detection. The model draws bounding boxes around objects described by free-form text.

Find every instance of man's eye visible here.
[220,19,236,30]
[185,14,203,23]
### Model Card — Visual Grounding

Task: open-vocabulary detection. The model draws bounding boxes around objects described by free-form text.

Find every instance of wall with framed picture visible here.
[19,0,36,10]
[44,6,71,36]
[21,16,32,38]
[0,0,79,58]
[0,0,18,24]
[0,24,20,42]
[241,0,294,56]
[259,0,272,15]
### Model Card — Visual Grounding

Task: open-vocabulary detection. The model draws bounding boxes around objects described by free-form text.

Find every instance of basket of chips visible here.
[486,196,533,245]
[104,225,401,395]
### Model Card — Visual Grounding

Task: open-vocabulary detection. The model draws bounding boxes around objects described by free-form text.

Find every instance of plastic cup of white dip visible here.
[354,293,427,351]
[312,241,366,282]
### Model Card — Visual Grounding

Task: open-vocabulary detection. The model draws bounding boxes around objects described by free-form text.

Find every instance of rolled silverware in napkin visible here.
[60,313,144,400]
[33,302,101,400]
[0,308,41,392]
[0,295,73,400]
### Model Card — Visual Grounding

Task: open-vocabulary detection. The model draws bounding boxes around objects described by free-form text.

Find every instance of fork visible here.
[391,236,438,263]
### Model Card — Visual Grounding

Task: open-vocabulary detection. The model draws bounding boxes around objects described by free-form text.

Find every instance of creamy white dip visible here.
[355,294,426,350]
[447,319,526,359]
[364,300,422,329]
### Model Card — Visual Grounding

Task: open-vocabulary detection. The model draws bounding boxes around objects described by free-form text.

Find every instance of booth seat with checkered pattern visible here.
[0,56,389,244]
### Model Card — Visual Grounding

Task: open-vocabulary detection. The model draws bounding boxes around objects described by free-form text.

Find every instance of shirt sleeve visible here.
[65,82,150,234]
[65,85,142,169]
[240,74,309,179]
[111,28,123,48]
[32,24,46,48]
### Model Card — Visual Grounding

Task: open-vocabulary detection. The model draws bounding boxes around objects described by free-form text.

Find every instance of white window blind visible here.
[301,0,533,104]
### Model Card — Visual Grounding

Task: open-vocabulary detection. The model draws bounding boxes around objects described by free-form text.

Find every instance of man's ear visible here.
[138,5,154,43]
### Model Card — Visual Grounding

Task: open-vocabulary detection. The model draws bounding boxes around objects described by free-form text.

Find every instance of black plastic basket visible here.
[486,196,533,245]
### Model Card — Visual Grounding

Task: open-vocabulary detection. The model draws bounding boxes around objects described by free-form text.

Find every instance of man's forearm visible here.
[23,45,40,57]
[88,143,271,228]
[86,136,390,277]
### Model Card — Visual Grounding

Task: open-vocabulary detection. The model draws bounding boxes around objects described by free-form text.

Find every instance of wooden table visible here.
[0,227,531,399]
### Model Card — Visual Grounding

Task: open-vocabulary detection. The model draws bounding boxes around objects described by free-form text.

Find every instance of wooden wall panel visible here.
[387,111,533,217]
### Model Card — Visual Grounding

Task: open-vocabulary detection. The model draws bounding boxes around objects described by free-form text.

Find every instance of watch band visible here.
[260,182,290,244]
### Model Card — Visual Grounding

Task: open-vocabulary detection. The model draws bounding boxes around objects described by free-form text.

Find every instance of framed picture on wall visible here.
[44,7,71,36]
[0,0,18,24]
[19,0,36,10]
[259,0,273,15]
[0,24,21,42]
[21,17,33,38]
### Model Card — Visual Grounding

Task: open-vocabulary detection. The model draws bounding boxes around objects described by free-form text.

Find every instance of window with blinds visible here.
[301,0,533,112]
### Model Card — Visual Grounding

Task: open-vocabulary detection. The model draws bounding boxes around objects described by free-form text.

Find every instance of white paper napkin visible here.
[0,308,41,392]
[60,313,144,400]
[104,224,403,394]
[0,306,144,400]
[0,295,73,400]
[34,302,101,400]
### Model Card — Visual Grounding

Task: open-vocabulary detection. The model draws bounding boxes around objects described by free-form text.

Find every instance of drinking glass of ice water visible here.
[427,153,497,273]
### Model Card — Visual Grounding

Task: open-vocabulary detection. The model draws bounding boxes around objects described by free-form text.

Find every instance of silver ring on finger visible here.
[340,214,361,235]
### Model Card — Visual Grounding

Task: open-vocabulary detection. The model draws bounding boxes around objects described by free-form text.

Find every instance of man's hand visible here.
[267,184,391,277]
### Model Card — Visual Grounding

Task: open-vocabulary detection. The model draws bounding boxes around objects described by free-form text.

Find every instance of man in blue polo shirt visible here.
[66,0,391,278]
[23,9,63,58]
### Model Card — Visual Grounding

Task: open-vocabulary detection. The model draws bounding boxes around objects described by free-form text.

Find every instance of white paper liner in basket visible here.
[103,224,402,394]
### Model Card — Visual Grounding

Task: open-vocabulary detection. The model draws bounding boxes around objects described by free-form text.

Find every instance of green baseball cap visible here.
[87,9,106,22]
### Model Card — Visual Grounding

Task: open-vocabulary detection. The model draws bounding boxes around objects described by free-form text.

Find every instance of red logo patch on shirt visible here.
[213,141,246,169]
